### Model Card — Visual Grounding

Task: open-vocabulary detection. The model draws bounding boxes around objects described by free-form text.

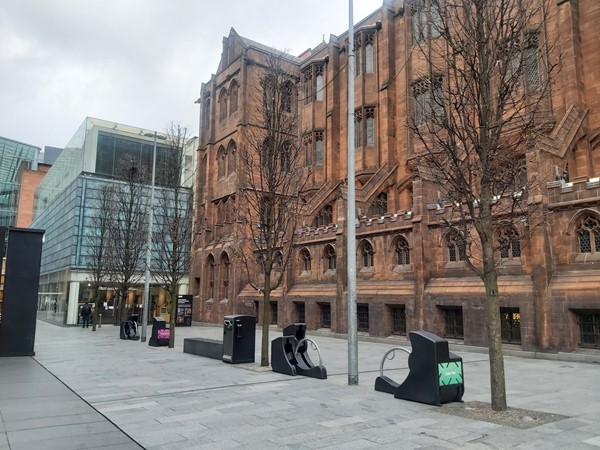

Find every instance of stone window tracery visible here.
[366,107,375,147]
[315,65,324,101]
[448,234,466,262]
[206,255,215,300]
[354,37,362,77]
[217,146,226,179]
[498,227,521,259]
[300,248,311,272]
[360,240,374,268]
[313,204,333,227]
[354,109,363,148]
[577,215,600,254]
[411,0,441,44]
[395,237,410,266]
[282,81,295,113]
[315,131,324,166]
[218,88,228,121]
[303,67,313,105]
[412,75,443,126]
[324,244,336,270]
[368,191,387,217]
[219,253,230,299]
[226,140,236,174]
[365,33,374,74]
[303,133,313,166]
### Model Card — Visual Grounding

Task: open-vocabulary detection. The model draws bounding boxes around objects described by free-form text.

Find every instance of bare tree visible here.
[108,157,149,324]
[84,183,115,331]
[236,51,308,366]
[153,122,194,348]
[409,0,557,410]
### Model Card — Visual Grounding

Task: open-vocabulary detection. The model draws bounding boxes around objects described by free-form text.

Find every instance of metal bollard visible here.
[98,314,102,328]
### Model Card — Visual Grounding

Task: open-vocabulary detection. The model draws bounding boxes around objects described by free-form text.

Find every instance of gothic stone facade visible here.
[191,0,600,352]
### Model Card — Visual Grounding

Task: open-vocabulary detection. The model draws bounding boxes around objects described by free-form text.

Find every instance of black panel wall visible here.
[0,228,44,356]
[0,227,6,259]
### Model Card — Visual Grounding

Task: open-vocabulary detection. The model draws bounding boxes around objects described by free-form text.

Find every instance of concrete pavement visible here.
[2,320,600,449]
[0,355,141,450]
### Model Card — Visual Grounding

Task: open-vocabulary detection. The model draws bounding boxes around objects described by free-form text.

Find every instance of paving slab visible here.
[16,321,600,448]
[0,355,141,449]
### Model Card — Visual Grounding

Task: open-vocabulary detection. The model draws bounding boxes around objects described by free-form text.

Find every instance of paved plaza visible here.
[1,320,599,449]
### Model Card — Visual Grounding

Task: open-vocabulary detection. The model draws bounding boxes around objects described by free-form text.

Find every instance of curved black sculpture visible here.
[271,323,327,379]
[375,331,464,406]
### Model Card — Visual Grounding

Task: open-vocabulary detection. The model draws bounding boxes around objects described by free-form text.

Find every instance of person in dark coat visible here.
[81,303,92,328]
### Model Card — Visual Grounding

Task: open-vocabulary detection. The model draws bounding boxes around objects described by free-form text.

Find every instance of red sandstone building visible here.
[191,0,600,352]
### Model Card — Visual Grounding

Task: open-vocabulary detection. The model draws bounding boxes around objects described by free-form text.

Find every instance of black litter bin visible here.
[120,320,140,340]
[222,315,255,363]
[148,317,170,347]
[129,314,139,323]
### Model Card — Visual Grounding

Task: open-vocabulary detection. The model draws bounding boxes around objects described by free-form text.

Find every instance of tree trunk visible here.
[169,290,176,349]
[118,289,127,325]
[482,242,507,411]
[261,275,271,367]
[114,292,120,325]
[92,286,99,332]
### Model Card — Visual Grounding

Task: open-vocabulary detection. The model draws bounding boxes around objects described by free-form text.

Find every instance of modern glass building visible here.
[0,136,41,227]
[32,118,195,326]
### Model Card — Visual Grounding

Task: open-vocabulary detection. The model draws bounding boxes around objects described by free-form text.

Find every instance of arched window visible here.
[219,253,230,300]
[218,89,227,121]
[303,68,312,104]
[206,255,215,299]
[229,81,238,114]
[354,109,363,148]
[354,38,362,76]
[360,240,374,268]
[262,74,276,112]
[300,248,311,272]
[315,66,324,101]
[313,204,333,227]
[324,244,336,271]
[365,42,374,74]
[366,107,375,147]
[576,215,600,254]
[498,227,521,259]
[303,134,312,166]
[282,81,295,113]
[227,140,236,174]
[274,251,283,273]
[448,234,466,262]
[315,131,324,166]
[217,146,226,179]
[394,237,410,266]
[261,137,273,168]
[369,192,387,217]
[280,141,291,173]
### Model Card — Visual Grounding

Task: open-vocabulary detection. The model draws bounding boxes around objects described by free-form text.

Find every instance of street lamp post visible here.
[141,131,159,342]
[347,0,359,385]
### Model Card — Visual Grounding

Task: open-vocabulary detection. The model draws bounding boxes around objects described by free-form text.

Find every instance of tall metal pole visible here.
[141,131,157,342]
[347,0,359,385]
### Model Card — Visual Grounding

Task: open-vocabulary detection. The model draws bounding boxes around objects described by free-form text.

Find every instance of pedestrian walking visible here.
[81,303,92,328]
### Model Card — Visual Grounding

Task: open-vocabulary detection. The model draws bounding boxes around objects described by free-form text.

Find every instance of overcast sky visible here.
[0,0,383,151]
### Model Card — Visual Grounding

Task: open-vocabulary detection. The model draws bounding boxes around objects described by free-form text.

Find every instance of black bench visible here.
[183,338,224,360]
